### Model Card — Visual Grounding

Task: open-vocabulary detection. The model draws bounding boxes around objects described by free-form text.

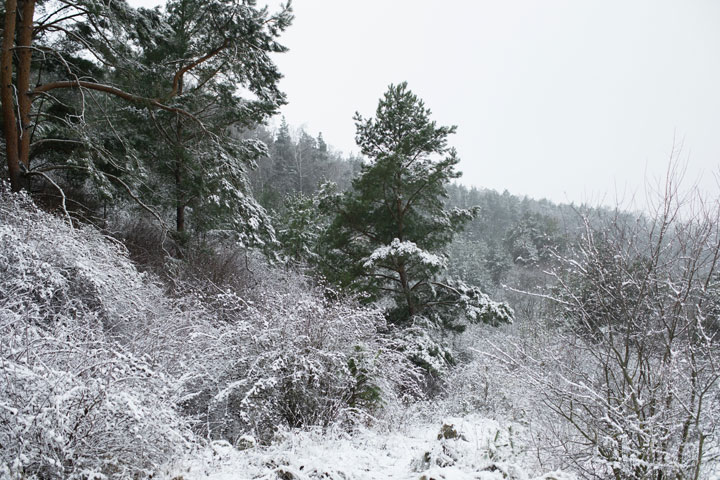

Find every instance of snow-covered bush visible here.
[0,189,192,479]
[440,324,529,419]
[0,187,431,477]
[177,278,423,444]
[0,312,189,479]
[1,193,155,333]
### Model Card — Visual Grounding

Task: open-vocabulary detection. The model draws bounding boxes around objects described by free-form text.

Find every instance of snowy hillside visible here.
[0,190,574,480]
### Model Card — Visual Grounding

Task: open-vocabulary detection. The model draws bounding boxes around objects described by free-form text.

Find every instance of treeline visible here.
[248,123,586,296]
[247,118,363,210]
[446,184,578,294]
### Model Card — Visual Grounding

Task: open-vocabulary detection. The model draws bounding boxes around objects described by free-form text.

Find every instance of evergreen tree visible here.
[271,117,296,191]
[316,132,329,162]
[0,0,290,251]
[118,0,291,247]
[274,191,326,268]
[320,82,512,330]
[293,130,314,194]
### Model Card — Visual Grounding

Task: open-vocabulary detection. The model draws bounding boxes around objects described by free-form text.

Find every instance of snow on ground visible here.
[164,414,574,480]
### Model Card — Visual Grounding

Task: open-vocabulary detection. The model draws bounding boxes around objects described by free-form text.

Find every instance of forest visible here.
[1,1,719,479]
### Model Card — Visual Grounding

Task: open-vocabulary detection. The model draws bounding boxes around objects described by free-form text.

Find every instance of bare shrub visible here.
[114,216,172,270]
[490,168,720,479]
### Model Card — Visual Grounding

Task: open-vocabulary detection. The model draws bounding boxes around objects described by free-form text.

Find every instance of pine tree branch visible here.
[30,80,208,132]
[360,271,400,283]
[168,38,230,100]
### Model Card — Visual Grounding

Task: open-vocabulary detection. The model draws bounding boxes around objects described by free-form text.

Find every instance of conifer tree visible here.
[118,0,291,246]
[321,82,512,330]
[0,0,290,251]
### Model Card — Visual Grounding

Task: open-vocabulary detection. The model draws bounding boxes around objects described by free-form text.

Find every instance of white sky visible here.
[129,0,720,206]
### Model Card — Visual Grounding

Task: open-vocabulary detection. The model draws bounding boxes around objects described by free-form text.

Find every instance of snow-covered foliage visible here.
[172,138,279,249]
[426,278,515,330]
[177,279,424,444]
[0,190,192,479]
[387,319,458,376]
[273,192,326,266]
[0,316,190,479]
[0,189,425,478]
[363,238,446,271]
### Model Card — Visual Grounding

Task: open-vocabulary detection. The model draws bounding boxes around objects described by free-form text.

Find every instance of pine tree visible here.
[120,0,291,246]
[0,0,291,251]
[320,82,512,330]
[274,192,324,267]
[316,132,329,162]
[267,117,297,198]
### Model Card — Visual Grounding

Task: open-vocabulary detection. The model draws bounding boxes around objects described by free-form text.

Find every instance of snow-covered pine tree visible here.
[1,0,290,250]
[320,82,512,331]
[117,0,292,246]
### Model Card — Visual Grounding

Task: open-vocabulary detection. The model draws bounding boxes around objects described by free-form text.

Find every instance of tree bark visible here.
[176,202,185,232]
[2,0,20,191]
[16,0,36,171]
[398,264,416,317]
[174,75,185,233]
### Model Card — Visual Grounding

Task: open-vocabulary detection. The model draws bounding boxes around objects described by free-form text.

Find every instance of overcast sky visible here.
[130,0,720,206]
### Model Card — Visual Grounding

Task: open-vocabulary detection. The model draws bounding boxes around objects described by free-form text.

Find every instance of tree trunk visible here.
[16,0,35,171]
[2,0,20,191]
[176,197,185,232]
[174,74,185,233]
[398,264,416,317]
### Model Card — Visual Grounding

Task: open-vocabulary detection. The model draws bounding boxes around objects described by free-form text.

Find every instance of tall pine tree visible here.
[119,0,291,246]
[321,82,512,330]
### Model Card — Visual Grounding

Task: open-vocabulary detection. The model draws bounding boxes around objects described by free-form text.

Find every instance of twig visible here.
[26,170,73,230]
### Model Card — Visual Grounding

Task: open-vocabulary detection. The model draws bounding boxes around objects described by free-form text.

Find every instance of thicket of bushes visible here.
[0,189,422,479]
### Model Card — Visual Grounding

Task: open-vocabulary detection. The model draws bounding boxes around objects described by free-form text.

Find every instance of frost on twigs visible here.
[486,171,720,480]
[0,189,192,479]
[182,282,424,444]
